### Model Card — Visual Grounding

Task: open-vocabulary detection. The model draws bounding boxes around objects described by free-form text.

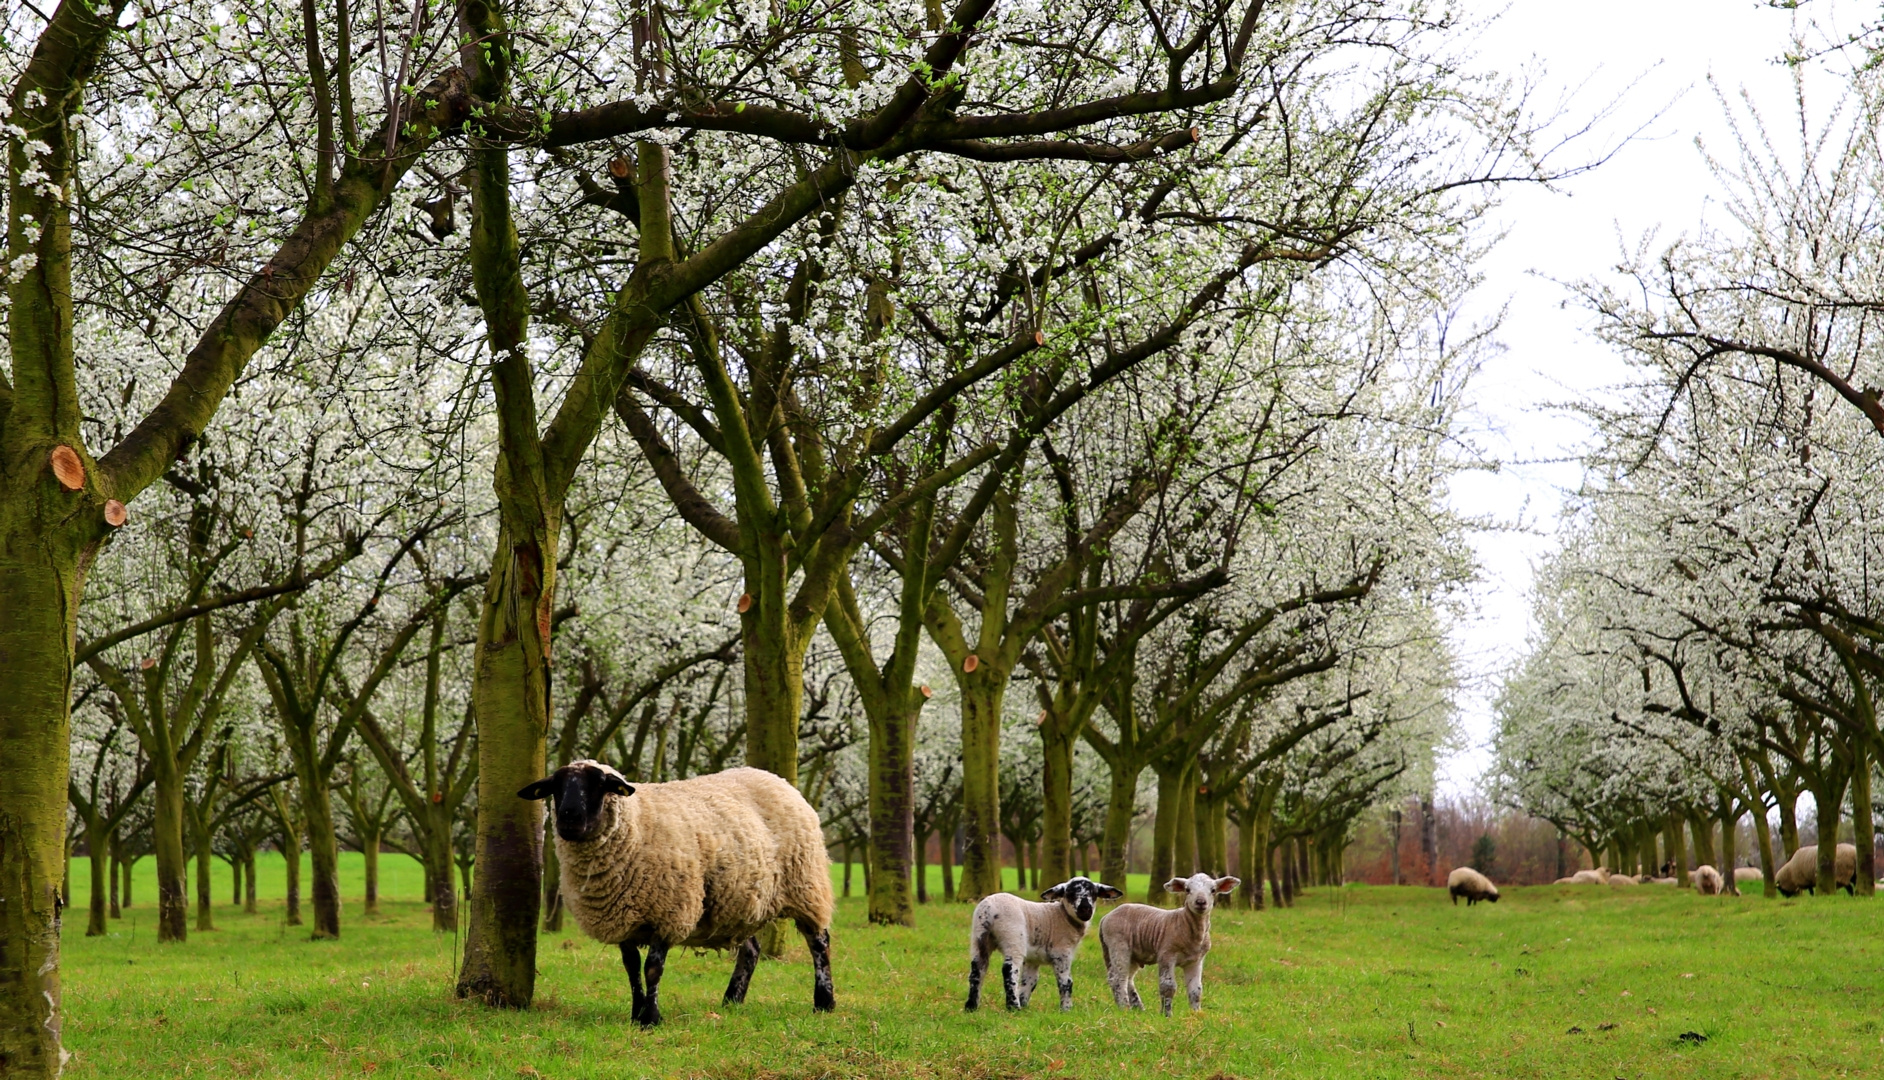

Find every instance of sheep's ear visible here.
[1164,878,1189,894]
[603,776,635,798]
[1214,876,1240,894]
[517,777,559,801]
[1040,884,1066,901]
[1094,883,1124,900]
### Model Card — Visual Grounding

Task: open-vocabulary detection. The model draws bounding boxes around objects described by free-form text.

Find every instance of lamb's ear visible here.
[1164,878,1189,894]
[1040,883,1066,901]
[517,777,559,801]
[603,775,636,798]
[1214,876,1240,894]
[1093,883,1124,900]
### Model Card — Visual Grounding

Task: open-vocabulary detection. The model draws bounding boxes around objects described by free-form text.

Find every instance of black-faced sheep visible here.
[1773,843,1856,897]
[1691,865,1724,895]
[964,876,1123,1012]
[1447,867,1499,905]
[1097,872,1238,1016]
[518,761,835,1026]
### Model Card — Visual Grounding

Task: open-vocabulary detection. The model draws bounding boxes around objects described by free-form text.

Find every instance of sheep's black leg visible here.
[723,936,762,1005]
[620,943,648,1024]
[640,939,670,1028]
[1001,960,1018,1011]
[965,957,985,1011]
[794,918,835,1012]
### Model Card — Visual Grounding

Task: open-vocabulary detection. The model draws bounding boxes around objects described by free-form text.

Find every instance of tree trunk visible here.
[1814,774,1847,897]
[151,767,189,942]
[1391,808,1404,886]
[1777,789,1800,856]
[109,837,121,918]
[85,814,108,937]
[243,850,257,913]
[193,810,215,932]
[1146,762,1184,904]
[1038,719,1076,888]
[362,830,381,916]
[1718,795,1739,896]
[425,811,458,933]
[1687,810,1715,871]
[282,826,303,927]
[940,820,956,903]
[1267,843,1284,907]
[1098,756,1139,894]
[866,696,917,925]
[1174,763,1197,878]
[1418,794,1438,884]
[1666,809,1688,886]
[957,678,1005,901]
[1850,739,1874,897]
[1235,810,1260,911]
[303,777,342,939]
[541,822,563,931]
[915,828,929,904]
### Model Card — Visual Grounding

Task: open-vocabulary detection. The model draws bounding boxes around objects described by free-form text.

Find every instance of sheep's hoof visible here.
[964,1000,978,1012]
[814,995,835,1013]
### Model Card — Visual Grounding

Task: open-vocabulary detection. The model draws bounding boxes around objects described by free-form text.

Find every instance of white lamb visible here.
[964,876,1123,1011]
[1097,872,1238,1016]
[518,761,835,1026]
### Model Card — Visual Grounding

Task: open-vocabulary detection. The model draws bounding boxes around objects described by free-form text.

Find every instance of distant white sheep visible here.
[1097,873,1238,1016]
[1691,865,1723,895]
[1447,867,1499,906]
[1732,866,1765,886]
[518,761,835,1026]
[964,877,1123,1011]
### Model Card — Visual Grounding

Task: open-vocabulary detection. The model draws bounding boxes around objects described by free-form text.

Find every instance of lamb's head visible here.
[518,760,635,843]
[1040,876,1123,924]
[1165,872,1238,916]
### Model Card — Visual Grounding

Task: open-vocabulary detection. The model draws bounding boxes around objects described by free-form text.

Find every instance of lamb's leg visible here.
[1001,959,1019,1011]
[1157,960,1177,1017]
[640,939,670,1028]
[620,943,647,1025]
[1017,962,1040,1009]
[723,936,762,1005]
[1185,957,1205,1012]
[796,918,835,1013]
[1051,953,1074,1012]
[1124,963,1145,1010]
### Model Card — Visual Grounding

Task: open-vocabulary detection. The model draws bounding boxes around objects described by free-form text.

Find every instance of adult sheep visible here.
[1447,867,1499,906]
[1732,866,1765,886]
[1691,865,1724,895]
[1773,843,1856,897]
[519,761,835,1026]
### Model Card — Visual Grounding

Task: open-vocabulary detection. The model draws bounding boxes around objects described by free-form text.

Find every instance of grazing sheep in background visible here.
[1609,874,1638,888]
[1692,865,1724,895]
[518,761,835,1026]
[964,877,1123,1012]
[1733,866,1765,885]
[1773,843,1857,897]
[1557,868,1608,885]
[1646,876,1678,886]
[1098,873,1238,1016]
[1447,867,1499,906]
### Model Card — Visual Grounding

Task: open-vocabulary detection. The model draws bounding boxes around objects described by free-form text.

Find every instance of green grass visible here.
[59,860,1884,1078]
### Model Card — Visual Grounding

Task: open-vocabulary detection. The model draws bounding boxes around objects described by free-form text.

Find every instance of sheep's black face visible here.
[1040,877,1123,923]
[518,763,635,843]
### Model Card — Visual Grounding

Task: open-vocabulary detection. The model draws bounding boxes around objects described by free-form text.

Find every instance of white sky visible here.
[1439,0,1864,795]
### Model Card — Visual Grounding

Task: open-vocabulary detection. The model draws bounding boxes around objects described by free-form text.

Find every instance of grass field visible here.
[59,855,1884,1078]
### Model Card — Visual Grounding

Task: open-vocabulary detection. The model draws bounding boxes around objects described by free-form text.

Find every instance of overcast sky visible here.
[1438,0,1865,795]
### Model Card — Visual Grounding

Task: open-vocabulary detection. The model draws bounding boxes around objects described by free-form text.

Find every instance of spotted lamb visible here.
[965,876,1124,1012]
[518,761,835,1026]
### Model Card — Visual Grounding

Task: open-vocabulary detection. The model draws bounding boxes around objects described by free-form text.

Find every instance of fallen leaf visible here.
[1647,1007,1658,1015]
[1566,1026,1584,1035]
[1598,1022,1618,1032]
[1433,1020,1447,1028]
[1620,990,1632,997]
[1681,972,1695,979]
[705,1012,723,1021]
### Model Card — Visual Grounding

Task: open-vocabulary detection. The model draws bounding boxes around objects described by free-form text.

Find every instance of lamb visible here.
[1097,873,1238,1016]
[1691,865,1724,895]
[964,876,1123,1012]
[518,761,835,1026]
[1447,867,1499,905]
[1773,843,1857,897]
